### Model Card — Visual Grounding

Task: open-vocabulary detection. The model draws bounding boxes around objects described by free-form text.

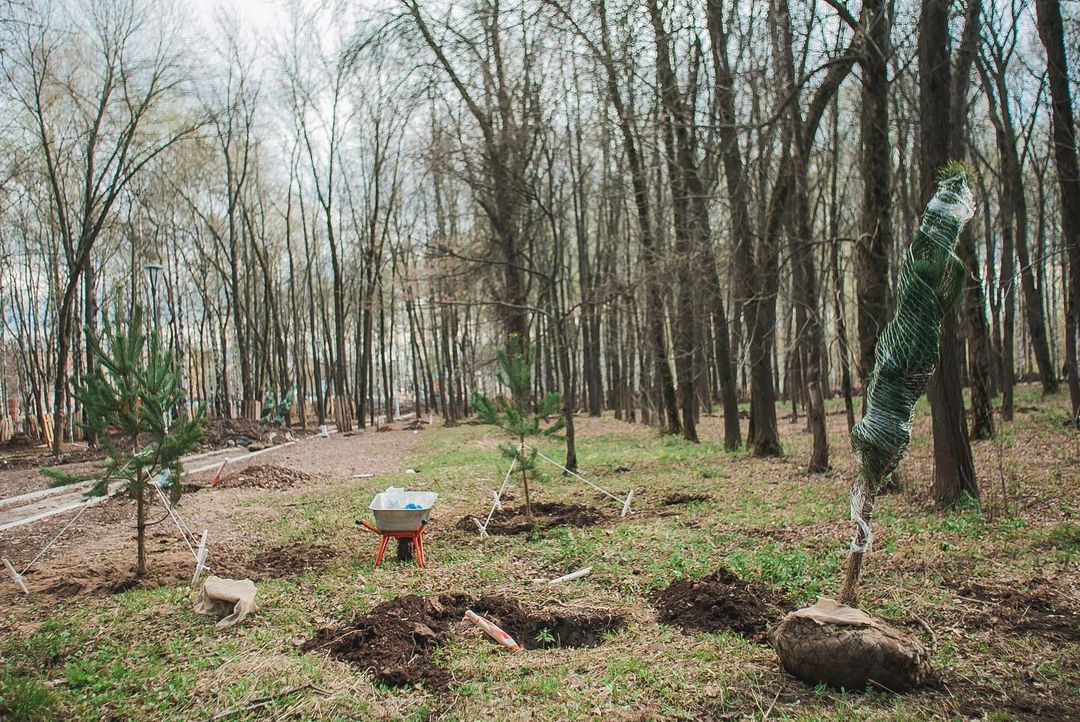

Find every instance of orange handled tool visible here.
[464,609,520,651]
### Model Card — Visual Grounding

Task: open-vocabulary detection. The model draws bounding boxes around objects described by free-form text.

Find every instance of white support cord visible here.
[524,444,633,516]
[152,483,199,562]
[4,494,98,594]
[473,445,633,537]
[526,445,618,503]
[479,457,517,537]
[152,482,211,583]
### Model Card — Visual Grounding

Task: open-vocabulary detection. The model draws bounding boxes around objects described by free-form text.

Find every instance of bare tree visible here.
[2,0,202,453]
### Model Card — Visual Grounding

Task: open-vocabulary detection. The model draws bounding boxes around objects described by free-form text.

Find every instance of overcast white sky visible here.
[188,0,289,41]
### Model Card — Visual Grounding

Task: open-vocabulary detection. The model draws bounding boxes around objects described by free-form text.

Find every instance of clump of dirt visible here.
[404,418,427,431]
[1,432,40,451]
[662,493,712,506]
[770,604,934,693]
[247,542,339,579]
[955,577,1080,642]
[218,464,315,491]
[304,593,626,690]
[455,501,605,536]
[652,568,793,643]
[305,594,469,689]
[201,418,294,450]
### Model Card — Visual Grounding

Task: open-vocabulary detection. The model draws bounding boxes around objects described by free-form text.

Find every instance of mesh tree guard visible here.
[840,167,975,605]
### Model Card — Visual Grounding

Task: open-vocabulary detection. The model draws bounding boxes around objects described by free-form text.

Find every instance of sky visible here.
[188,0,292,46]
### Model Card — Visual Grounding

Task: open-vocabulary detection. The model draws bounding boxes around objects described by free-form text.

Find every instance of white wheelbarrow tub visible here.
[369,491,438,532]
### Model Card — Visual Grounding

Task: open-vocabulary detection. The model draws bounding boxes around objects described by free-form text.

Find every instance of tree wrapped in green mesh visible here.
[840,166,974,605]
[45,305,205,578]
[472,337,564,518]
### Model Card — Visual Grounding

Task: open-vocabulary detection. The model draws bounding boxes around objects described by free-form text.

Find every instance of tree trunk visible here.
[707,0,781,456]
[921,0,979,507]
[135,469,147,578]
[1036,0,1080,420]
[856,0,893,406]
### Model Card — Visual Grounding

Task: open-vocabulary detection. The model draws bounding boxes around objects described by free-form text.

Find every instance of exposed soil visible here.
[652,568,794,643]
[0,446,106,472]
[246,542,340,579]
[304,593,626,690]
[953,577,1080,642]
[662,493,712,506]
[217,464,316,491]
[19,548,200,601]
[454,501,606,536]
[201,418,273,449]
[0,427,419,611]
[0,432,40,451]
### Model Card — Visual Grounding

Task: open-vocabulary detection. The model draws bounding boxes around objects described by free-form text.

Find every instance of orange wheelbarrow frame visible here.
[356,519,429,568]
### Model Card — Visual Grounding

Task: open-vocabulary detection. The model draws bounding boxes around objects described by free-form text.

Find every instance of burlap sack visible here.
[193,576,257,629]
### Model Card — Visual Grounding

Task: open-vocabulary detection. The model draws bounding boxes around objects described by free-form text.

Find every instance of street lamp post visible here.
[143,262,169,431]
[143,262,164,327]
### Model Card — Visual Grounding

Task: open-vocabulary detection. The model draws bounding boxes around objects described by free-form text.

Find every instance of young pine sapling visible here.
[45,305,205,578]
[472,338,564,519]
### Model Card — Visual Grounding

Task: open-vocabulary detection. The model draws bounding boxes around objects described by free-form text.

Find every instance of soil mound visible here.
[219,464,315,491]
[304,593,626,690]
[652,568,793,642]
[454,501,605,536]
[1,432,40,451]
[662,493,712,506]
[201,418,265,449]
[247,542,339,579]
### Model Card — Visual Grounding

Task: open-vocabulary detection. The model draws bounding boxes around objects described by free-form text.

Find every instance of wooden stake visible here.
[191,530,209,585]
[4,558,28,595]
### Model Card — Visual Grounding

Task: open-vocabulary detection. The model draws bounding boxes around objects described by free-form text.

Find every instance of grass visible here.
[1,384,1078,720]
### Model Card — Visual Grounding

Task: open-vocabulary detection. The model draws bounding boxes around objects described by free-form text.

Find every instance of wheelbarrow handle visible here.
[356,519,380,534]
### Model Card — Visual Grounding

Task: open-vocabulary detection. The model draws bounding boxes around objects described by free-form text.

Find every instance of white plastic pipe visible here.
[549,566,591,584]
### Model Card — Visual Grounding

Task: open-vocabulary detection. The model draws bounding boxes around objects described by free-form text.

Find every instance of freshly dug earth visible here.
[652,568,793,642]
[200,418,271,449]
[304,593,626,690]
[0,432,40,451]
[218,464,315,491]
[455,501,605,536]
[0,446,105,471]
[247,542,340,579]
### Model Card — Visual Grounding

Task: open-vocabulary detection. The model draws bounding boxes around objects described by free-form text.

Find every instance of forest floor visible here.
[1,385,1078,721]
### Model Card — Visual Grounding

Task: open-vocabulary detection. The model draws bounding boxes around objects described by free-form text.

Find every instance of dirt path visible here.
[0,442,303,531]
[0,425,423,600]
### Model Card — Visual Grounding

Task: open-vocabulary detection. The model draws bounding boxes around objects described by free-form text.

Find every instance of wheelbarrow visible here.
[356,491,438,568]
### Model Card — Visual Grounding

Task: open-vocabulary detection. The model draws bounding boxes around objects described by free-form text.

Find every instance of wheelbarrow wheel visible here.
[396,537,413,562]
